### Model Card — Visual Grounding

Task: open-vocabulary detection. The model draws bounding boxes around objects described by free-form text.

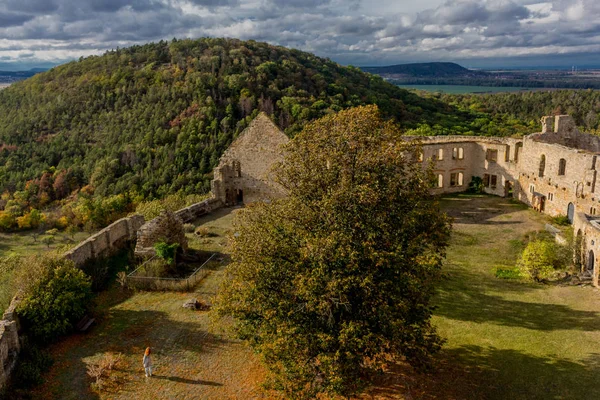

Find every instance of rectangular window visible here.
[548,193,554,201]
[491,175,497,188]
[505,145,510,162]
[450,173,458,186]
[452,148,458,160]
[438,148,444,161]
[458,172,464,186]
[486,149,498,162]
[529,184,535,193]
[483,174,490,187]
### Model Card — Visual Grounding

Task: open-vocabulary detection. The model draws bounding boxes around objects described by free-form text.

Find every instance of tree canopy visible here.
[0,37,475,233]
[216,105,452,398]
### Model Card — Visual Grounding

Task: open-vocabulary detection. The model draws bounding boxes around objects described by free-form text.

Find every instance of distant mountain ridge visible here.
[361,62,487,78]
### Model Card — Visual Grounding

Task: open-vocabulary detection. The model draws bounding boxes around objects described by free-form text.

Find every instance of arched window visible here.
[452,147,458,160]
[438,174,444,188]
[558,158,566,175]
[458,147,464,159]
[438,149,444,161]
[458,172,464,186]
[538,154,546,177]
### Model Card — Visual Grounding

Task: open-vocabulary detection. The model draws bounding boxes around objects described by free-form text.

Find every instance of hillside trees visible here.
[216,106,452,398]
[0,38,477,232]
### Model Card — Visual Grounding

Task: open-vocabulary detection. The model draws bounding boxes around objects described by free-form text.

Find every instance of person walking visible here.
[143,347,153,377]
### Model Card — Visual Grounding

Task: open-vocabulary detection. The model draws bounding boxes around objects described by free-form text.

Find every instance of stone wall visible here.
[0,297,21,392]
[64,214,145,267]
[212,113,289,206]
[173,197,222,223]
[135,210,188,258]
[134,198,223,258]
[416,136,521,197]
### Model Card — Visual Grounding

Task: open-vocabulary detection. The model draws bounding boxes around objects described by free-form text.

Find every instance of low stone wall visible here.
[64,215,145,267]
[0,297,21,393]
[173,197,223,223]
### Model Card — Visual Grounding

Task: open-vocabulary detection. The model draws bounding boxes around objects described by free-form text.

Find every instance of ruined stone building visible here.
[211,112,289,206]
[418,115,600,279]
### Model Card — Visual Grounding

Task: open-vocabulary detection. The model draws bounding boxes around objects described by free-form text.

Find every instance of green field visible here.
[363,194,600,399]
[397,84,539,94]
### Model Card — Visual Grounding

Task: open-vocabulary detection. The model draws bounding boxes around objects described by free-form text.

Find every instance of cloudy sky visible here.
[1,0,599,70]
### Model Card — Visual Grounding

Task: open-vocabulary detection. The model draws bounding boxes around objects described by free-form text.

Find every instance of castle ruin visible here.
[417,114,600,282]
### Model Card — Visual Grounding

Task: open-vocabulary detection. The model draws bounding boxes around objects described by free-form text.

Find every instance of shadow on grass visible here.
[22,309,231,400]
[153,375,223,386]
[435,268,600,331]
[367,345,600,400]
[440,194,531,226]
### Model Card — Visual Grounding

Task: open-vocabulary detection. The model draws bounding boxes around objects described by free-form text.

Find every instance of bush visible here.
[517,238,571,281]
[16,256,93,343]
[494,267,523,279]
[11,343,54,389]
[87,352,123,392]
[468,176,484,193]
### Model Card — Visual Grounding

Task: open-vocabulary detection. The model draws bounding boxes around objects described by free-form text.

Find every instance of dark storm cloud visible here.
[1,0,600,69]
[0,12,35,27]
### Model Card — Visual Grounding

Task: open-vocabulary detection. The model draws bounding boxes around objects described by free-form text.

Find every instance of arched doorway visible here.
[588,250,595,272]
[236,189,244,205]
[567,202,575,224]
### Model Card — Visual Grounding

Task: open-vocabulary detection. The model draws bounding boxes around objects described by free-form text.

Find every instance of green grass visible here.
[428,194,600,399]
[0,230,91,257]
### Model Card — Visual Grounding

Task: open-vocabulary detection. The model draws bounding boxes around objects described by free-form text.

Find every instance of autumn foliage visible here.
[217,105,452,398]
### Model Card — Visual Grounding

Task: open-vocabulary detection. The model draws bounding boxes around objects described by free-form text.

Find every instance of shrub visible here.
[87,352,123,392]
[494,267,523,279]
[517,238,571,281]
[154,241,179,266]
[16,256,93,343]
[11,343,54,389]
[468,176,485,193]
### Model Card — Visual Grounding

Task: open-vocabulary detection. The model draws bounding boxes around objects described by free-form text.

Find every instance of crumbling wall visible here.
[0,297,21,393]
[64,214,145,267]
[174,197,222,223]
[135,210,188,258]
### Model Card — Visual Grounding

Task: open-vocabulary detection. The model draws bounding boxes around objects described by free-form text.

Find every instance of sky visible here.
[1,0,600,70]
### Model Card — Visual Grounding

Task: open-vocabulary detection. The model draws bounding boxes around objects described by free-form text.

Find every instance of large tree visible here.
[216,105,452,398]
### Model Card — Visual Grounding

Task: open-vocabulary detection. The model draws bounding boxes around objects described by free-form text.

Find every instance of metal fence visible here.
[126,253,217,291]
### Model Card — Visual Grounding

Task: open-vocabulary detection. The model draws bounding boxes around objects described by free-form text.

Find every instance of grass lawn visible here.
[17,195,600,399]
[363,194,600,399]
[0,230,91,257]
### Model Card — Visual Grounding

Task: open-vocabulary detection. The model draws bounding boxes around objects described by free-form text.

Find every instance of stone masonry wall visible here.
[64,214,145,267]
[212,113,289,206]
[0,297,21,392]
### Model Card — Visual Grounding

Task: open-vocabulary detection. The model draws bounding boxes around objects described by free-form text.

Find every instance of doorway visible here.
[567,202,575,224]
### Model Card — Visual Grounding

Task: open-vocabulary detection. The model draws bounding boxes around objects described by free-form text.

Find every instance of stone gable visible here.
[211,113,289,206]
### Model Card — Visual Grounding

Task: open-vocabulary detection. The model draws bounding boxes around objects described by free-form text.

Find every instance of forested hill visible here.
[0,38,475,201]
[362,62,486,78]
